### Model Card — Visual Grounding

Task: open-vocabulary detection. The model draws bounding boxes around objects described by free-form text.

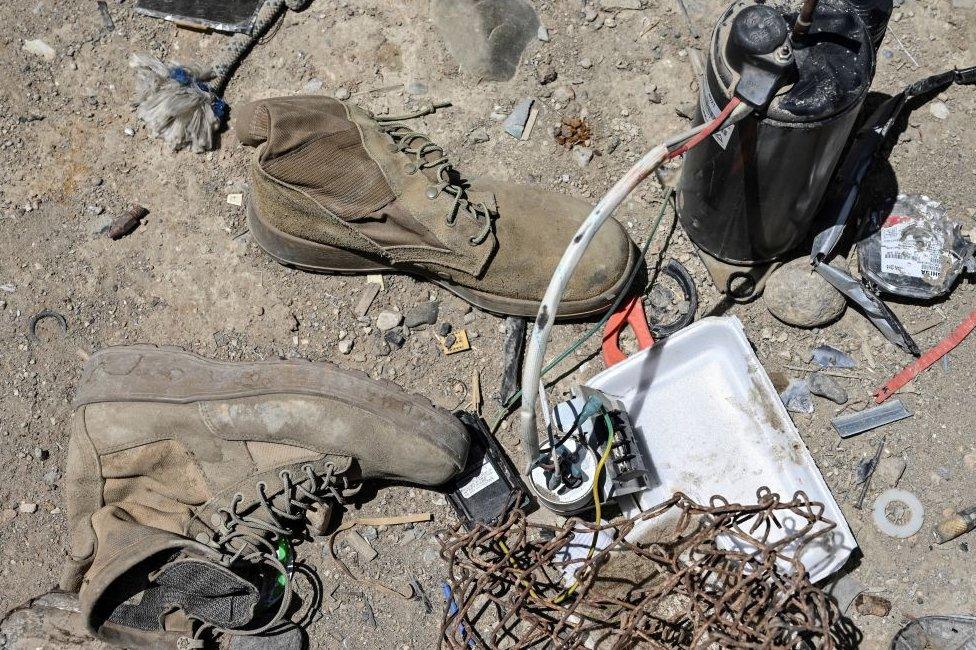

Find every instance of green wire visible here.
[490,190,676,434]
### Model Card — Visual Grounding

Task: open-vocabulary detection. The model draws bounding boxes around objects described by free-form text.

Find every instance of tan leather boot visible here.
[60,345,470,647]
[235,96,639,319]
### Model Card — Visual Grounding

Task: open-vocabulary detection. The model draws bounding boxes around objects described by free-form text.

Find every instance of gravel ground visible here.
[1,0,975,647]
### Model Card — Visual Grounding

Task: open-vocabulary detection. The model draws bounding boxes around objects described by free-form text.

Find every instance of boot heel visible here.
[247,203,389,273]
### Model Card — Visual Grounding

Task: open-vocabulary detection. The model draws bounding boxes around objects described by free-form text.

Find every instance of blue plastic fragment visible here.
[168,66,193,86]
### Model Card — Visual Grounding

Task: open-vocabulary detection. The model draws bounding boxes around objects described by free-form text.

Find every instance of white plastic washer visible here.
[873,488,924,538]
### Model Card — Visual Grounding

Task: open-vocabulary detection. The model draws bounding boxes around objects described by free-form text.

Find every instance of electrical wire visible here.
[666,97,743,159]
[662,99,751,151]
[552,412,615,604]
[498,411,617,607]
[519,96,752,465]
[489,192,675,435]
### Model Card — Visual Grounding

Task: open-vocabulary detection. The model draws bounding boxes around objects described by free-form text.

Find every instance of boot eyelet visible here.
[425,186,439,200]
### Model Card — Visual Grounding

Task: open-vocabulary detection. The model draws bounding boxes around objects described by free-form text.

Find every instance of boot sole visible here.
[247,203,636,321]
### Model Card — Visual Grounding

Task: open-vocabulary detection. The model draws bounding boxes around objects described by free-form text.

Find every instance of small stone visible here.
[338,339,354,355]
[303,78,323,93]
[384,329,406,350]
[90,177,103,187]
[361,525,379,541]
[32,447,49,461]
[503,98,534,139]
[602,0,641,8]
[372,335,390,357]
[467,127,490,144]
[334,87,351,100]
[376,310,403,331]
[583,8,599,21]
[875,457,907,487]
[123,126,135,136]
[43,468,61,485]
[23,39,56,61]
[404,302,439,328]
[18,501,38,514]
[605,135,620,154]
[854,593,891,617]
[89,215,114,236]
[780,379,814,414]
[536,65,557,85]
[675,102,697,120]
[808,372,848,404]
[437,322,453,336]
[764,257,847,328]
[936,467,951,480]
[572,145,594,168]
[579,57,593,69]
[646,87,662,104]
[552,85,575,104]
[537,25,550,41]
[406,81,428,96]
[444,333,457,348]
[929,101,949,120]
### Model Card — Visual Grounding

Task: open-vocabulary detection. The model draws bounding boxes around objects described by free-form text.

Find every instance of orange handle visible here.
[602,295,655,367]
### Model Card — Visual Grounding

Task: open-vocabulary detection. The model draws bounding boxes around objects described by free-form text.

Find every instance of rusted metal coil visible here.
[437,488,855,649]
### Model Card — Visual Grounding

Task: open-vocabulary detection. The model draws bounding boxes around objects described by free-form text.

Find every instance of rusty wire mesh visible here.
[438,488,856,649]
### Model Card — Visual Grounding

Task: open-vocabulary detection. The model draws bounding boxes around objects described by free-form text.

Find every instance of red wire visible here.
[666,97,742,160]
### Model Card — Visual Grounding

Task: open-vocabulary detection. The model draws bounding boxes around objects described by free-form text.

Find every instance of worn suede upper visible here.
[62,346,470,646]
[235,96,638,314]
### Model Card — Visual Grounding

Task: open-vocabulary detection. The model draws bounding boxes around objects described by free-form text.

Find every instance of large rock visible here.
[431,0,540,81]
[764,257,847,328]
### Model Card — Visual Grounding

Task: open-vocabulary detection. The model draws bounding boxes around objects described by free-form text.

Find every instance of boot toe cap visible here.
[481,182,639,316]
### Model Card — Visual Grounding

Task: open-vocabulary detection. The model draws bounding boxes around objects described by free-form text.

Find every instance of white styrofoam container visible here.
[582,316,857,583]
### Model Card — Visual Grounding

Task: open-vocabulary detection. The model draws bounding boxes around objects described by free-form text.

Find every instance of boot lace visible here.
[375,121,494,246]
[187,463,359,642]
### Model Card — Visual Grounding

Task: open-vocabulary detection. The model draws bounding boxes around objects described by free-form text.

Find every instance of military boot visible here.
[235,96,639,320]
[60,345,470,648]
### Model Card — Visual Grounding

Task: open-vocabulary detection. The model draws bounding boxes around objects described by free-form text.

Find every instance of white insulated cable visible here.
[517,103,754,471]
[518,143,669,469]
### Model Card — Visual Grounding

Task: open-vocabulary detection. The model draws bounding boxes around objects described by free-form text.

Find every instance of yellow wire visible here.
[496,416,616,605]
[553,415,615,604]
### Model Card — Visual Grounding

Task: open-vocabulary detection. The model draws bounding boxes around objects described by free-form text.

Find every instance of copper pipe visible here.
[792,0,818,39]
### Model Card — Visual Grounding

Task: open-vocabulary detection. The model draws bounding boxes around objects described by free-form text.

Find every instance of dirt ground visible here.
[1,0,975,647]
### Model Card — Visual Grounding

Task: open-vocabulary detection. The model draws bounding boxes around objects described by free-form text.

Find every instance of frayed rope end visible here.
[129,53,227,153]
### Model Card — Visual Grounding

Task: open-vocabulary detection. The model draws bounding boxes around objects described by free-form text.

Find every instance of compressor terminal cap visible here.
[725,5,795,109]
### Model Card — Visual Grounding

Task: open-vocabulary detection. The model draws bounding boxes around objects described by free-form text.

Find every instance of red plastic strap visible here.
[602,295,655,367]
[875,308,976,403]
